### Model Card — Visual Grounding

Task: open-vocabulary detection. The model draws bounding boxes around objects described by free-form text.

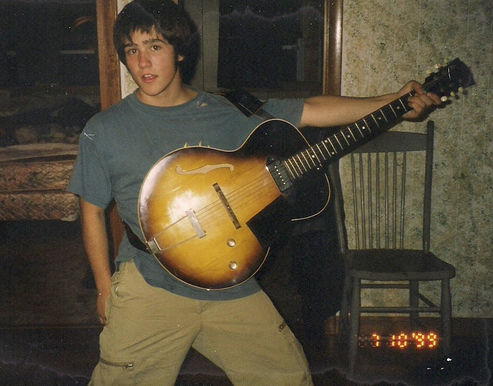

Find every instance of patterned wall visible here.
[341,0,493,318]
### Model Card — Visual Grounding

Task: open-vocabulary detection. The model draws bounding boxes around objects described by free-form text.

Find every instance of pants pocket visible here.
[99,357,134,370]
[89,357,136,385]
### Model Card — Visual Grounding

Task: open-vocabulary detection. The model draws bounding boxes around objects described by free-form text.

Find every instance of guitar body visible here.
[138,119,330,289]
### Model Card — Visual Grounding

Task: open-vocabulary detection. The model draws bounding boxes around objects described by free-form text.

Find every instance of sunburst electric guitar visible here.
[138,58,473,290]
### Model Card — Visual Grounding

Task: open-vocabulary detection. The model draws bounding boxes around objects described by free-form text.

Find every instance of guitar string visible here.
[147,89,421,249]
[147,168,277,249]
[148,100,402,248]
[194,172,277,227]
[203,69,455,229]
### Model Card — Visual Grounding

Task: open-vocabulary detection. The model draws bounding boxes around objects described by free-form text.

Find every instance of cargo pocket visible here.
[89,355,136,386]
[92,356,136,385]
[99,357,135,370]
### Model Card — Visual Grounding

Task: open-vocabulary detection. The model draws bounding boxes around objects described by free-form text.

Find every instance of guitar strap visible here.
[224,89,274,120]
[125,223,149,253]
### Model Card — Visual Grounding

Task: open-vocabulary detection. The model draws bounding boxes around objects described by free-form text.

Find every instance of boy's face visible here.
[124,29,185,106]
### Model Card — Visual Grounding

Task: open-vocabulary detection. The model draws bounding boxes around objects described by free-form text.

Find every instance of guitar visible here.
[138,58,474,290]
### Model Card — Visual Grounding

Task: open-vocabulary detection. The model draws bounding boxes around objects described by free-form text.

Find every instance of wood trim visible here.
[95,0,124,256]
[323,0,343,96]
[96,0,121,110]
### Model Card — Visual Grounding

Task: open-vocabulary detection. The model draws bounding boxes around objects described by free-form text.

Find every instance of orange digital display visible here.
[359,332,439,349]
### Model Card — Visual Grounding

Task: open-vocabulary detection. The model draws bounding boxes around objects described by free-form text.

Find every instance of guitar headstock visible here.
[423,58,475,101]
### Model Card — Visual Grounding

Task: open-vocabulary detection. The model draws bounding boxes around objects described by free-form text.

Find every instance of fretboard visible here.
[283,92,414,181]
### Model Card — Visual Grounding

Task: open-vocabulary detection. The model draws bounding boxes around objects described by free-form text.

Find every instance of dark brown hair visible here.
[113,0,199,83]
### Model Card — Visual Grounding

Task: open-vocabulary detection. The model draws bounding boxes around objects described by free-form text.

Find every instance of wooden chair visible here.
[328,120,456,372]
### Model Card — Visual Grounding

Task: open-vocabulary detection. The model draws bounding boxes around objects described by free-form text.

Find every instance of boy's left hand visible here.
[400,81,442,120]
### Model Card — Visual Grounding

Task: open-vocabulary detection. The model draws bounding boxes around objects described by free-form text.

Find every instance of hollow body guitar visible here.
[138,120,328,290]
[138,58,473,290]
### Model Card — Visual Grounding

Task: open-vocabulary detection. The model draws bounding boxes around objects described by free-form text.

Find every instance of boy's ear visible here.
[177,54,185,62]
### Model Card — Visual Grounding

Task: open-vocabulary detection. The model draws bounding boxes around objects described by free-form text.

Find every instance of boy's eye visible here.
[125,48,137,55]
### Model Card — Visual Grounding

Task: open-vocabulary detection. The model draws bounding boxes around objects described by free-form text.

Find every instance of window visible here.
[0,0,98,88]
[186,0,336,98]
[217,1,323,91]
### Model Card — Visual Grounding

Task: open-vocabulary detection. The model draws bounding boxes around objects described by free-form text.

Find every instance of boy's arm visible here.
[80,198,112,325]
[300,81,441,128]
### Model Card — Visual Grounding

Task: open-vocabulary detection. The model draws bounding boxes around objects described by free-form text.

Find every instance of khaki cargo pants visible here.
[89,260,313,386]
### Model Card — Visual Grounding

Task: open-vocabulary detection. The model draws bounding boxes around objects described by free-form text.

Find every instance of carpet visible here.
[0,220,98,326]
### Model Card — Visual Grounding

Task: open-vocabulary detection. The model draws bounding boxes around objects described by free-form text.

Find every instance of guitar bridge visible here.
[186,209,206,238]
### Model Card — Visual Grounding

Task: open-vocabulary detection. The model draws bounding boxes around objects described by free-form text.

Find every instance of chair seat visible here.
[345,249,456,281]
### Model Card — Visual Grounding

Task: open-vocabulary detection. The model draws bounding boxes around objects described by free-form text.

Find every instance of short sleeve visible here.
[263,98,305,126]
[67,119,113,209]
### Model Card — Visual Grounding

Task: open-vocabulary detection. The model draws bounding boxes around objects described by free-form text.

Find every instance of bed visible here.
[0,88,99,221]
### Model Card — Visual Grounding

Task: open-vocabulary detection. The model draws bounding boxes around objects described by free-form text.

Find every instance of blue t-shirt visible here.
[68,90,304,300]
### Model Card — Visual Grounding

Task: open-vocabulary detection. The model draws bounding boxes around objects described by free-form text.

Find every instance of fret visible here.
[286,158,301,178]
[294,154,308,173]
[341,130,351,146]
[362,118,372,133]
[370,113,380,128]
[311,146,324,165]
[347,126,357,142]
[371,111,387,127]
[299,152,310,170]
[389,102,398,118]
[320,140,332,158]
[379,108,389,123]
[314,144,327,162]
[333,132,344,150]
[305,150,318,168]
[298,154,309,173]
[354,122,364,137]
[326,137,338,154]
[282,161,296,181]
[304,151,314,169]
[396,98,407,113]
[303,149,315,167]
[294,157,305,175]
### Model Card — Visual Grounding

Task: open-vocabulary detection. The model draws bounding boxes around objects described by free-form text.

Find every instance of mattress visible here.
[0,144,79,221]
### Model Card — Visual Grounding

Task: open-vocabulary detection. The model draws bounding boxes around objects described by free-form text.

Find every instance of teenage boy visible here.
[68,1,440,385]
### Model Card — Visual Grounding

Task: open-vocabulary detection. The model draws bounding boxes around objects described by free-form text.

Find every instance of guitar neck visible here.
[272,58,472,189]
[283,91,414,182]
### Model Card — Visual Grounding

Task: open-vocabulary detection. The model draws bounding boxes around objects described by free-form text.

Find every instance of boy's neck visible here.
[136,83,197,108]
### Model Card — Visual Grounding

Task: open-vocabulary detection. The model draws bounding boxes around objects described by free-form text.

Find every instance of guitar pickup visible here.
[267,158,294,193]
[213,183,241,229]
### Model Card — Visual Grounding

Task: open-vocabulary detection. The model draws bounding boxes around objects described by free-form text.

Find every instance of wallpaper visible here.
[341,0,493,318]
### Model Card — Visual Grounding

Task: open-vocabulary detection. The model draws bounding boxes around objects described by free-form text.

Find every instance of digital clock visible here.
[359,332,439,349]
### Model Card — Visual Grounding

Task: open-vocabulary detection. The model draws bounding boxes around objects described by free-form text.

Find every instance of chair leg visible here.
[338,275,352,344]
[348,277,361,374]
[441,278,452,356]
[409,280,419,330]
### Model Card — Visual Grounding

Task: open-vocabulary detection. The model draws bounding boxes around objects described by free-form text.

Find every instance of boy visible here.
[68,1,440,385]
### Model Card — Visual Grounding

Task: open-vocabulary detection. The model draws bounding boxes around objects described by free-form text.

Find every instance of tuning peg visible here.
[441,96,449,102]
[458,87,464,93]
[450,91,456,97]
[434,63,441,69]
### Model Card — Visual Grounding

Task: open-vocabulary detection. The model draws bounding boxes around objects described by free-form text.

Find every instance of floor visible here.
[0,321,491,386]
[0,221,491,386]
